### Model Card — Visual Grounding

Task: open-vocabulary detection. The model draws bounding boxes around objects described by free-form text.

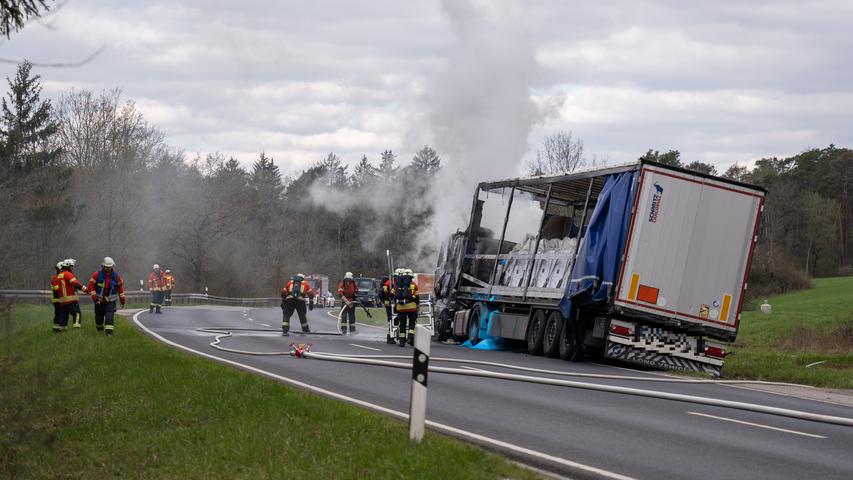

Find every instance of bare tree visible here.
[526,130,586,175]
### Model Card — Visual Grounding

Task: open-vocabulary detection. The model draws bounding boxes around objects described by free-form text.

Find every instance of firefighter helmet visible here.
[65,258,76,267]
[344,272,354,280]
[152,264,160,270]
[102,257,115,268]
[404,269,413,276]
[394,268,403,275]
[56,261,64,270]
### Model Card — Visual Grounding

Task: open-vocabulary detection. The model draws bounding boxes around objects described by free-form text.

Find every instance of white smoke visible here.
[424,0,546,249]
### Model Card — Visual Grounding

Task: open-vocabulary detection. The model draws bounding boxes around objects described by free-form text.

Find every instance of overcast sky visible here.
[2,0,852,179]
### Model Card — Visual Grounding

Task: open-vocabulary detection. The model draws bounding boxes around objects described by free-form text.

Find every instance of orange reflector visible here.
[628,273,640,301]
[720,294,732,322]
[637,284,659,304]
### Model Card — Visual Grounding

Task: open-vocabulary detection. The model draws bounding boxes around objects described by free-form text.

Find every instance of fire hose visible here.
[197,326,853,427]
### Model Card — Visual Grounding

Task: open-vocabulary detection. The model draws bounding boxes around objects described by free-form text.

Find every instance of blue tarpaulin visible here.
[560,171,637,319]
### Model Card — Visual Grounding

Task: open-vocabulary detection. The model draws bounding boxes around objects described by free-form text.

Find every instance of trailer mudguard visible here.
[559,171,637,318]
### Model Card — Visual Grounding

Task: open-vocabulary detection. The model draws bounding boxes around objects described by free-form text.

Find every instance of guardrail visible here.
[0,290,280,307]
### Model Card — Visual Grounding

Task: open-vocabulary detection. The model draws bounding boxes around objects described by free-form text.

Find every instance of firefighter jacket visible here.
[148,270,165,292]
[337,279,358,301]
[392,281,419,312]
[51,273,60,304]
[391,281,418,312]
[88,269,126,305]
[164,273,174,290]
[381,279,392,307]
[56,270,87,305]
[281,280,315,300]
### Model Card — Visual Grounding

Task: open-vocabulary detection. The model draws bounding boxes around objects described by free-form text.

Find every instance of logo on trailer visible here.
[648,183,663,223]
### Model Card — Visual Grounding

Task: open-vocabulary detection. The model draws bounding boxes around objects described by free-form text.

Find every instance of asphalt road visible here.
[132,306,853,480]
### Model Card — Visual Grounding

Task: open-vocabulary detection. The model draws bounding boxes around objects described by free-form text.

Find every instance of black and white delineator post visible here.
[408,324,430,442]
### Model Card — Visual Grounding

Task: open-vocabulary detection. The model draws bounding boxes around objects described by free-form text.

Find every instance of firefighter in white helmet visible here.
[392,268,419,346]
[280,273,315,335]
[87,257,126,335]
[337,272,358,334]
[148,264,166,314]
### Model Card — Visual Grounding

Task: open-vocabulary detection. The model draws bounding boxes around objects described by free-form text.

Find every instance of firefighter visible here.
[281,273,315,335]
[163,268,175,306]
[380,271,400,344]
[148,264,166,314]
[393,268,419,347]
[55,259,88,332]
[50,261,63,329]
[88,257,126,335]
[337,271,359,334]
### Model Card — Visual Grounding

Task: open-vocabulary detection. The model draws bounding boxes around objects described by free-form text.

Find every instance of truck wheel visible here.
[542,310,564,358]
[434,310,451,342]
[559,314,584,362]
[467,304,482,344]
[526,310,546,356]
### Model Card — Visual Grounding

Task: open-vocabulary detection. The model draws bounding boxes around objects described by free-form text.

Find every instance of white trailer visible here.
[432,160,765,375]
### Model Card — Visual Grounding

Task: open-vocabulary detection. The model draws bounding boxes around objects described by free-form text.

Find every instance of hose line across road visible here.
[132,306,853,480]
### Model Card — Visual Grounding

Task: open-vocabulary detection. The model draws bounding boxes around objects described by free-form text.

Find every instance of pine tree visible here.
[352,154,378,188]
[378,149,399,181]
[411,144,441,176]
[0,60,60,173]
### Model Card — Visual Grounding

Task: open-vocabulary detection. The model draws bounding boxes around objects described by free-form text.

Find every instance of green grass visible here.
[724,277,853,388]
[0,304,540,480]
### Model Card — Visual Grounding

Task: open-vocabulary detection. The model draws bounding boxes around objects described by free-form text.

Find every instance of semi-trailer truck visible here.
[432,160,766,375]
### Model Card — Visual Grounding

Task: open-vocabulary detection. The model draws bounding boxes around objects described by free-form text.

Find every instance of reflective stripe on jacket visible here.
[57,271,85,305]
[148,271,165,291]
[392,281,419,312]
[281,280,315,300]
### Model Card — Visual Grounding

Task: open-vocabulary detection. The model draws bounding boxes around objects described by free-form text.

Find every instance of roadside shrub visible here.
[746,246,812,299]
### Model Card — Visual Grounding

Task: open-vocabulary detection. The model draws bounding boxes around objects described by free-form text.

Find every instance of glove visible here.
[91,293,98,302]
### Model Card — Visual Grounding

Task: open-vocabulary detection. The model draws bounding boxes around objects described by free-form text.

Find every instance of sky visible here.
[2,0,852,179]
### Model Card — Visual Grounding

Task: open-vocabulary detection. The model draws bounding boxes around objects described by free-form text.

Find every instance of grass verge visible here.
[0,304,539,479]
[724,277,853,388]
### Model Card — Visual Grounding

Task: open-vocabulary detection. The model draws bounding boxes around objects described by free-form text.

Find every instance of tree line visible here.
[0,62,441,295]
[2,61,850,297]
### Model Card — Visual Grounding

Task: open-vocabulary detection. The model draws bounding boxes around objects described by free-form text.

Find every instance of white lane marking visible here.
[259,323,270,327]
[687,411,826,439]
[349,343,381,352]
[132,311,636,480]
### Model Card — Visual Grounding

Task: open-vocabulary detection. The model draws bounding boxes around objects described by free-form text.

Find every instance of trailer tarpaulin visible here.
[560,171,637,318]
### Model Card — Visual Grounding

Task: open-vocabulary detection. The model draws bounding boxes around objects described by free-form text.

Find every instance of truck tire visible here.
[526,310,546,355]
[467,304,482,344]
[558,317,580,361]
[434,309,451,342]
[542,310,564,358]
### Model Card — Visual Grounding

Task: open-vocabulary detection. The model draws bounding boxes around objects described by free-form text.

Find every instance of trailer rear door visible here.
[614,165,764,334]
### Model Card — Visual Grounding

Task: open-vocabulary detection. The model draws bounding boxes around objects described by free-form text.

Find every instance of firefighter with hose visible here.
[281,273,315,336]
[337,272,361,334]
[392,268,419,347]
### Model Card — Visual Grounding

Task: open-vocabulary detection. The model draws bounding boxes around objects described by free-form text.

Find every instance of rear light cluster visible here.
[703,345,727,358]
[609,321,634,337]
